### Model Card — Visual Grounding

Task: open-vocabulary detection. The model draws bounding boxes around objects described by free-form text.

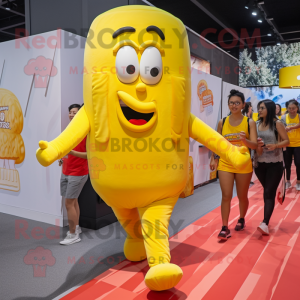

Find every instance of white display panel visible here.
[0,30,85,226]
[189,68,222,186]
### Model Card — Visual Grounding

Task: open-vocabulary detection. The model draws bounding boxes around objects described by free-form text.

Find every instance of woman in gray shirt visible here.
[254,100,289,235]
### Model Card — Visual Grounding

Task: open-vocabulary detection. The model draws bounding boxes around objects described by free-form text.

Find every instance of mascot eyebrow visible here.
[113,27,136,38]
[146,26,165,40]
[112,26,165,41]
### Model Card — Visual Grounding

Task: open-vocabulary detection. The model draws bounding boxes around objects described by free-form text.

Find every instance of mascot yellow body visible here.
[36,6,251,291]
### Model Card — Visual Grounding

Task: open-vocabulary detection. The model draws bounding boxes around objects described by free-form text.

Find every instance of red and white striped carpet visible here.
[62,168,300,300]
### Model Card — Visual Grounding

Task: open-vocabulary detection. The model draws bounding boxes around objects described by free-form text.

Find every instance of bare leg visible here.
[74,199,80,226]
[65,198,77,234]
[235,172,252,219]
[219,170,235,227]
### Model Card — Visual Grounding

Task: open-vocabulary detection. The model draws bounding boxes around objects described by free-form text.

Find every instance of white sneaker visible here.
[67,226,82,235]
[60,233,81,245]
[296,183,300,191]
[257,222,269,235]
[286,182,291,189]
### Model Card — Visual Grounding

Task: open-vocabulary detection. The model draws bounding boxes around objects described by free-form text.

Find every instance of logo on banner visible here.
[24,56,58,88]
[0,106,10,129]
[23,246,56,277]
[197,80,214,116]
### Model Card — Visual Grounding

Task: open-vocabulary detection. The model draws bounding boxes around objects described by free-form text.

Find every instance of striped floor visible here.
[61,169,300,300]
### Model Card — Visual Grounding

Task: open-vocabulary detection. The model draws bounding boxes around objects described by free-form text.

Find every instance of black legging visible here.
[254,162,284,225]
[284,147,300,181]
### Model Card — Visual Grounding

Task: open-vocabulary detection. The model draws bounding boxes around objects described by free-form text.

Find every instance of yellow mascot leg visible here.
[138,196,183,291]
[112,207,147,262]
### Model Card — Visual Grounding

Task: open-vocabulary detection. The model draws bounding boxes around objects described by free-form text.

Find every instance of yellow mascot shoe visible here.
[145,264,183,291]
[124,237,147,262]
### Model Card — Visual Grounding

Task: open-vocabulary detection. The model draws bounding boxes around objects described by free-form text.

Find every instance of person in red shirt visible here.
[59,104,88,245]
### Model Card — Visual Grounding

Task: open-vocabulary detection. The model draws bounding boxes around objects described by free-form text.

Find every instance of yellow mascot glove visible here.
[36,141,59,167]
[36,107,90,168]
[226,145,251,170]
[189,113,251,171]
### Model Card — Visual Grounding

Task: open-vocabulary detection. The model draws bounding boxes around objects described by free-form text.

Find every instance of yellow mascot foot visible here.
[145,263,183,291]
[124,237,147,262]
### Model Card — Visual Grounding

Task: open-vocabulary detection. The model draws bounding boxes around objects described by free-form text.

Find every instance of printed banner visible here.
[0,30,85,225]
[190,69,222,186]
[246,86,300,113]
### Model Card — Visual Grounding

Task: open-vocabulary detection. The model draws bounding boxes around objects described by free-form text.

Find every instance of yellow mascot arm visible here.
[188,113,250,170]
[36,107,90,167]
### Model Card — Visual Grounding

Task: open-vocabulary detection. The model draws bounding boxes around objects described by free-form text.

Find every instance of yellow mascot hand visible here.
[35,107,90,167]
[36,141,59,167]
[189,113,251,170]
[227,145,251,170]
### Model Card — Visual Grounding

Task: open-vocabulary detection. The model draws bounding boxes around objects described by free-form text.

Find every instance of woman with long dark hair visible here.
[210,90,257,240]
[281,100,300,190]
[254,100,289,235]
[275,104,282,118]
[242,102,253,118]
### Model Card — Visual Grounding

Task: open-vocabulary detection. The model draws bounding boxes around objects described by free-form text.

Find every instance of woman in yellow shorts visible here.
[282,100,300,190]
[210,89,257,240]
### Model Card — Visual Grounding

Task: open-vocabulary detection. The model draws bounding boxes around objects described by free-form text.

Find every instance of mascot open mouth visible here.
[116,91,157,132]
[120,103,154,125]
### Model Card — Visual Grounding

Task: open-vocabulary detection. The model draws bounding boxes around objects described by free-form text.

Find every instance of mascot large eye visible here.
[140,47,162,85]
[116,46,139,84]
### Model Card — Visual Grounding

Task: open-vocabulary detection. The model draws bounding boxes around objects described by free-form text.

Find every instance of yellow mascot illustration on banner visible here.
[36,6,250,291]
[197,79,207,113]
[0,89,25,192]
[197,79,214,116]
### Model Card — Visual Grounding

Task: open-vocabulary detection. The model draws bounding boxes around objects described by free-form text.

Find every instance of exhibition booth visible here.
[1,28,295,228]
[0,29,264,227]
[2,1,300,298]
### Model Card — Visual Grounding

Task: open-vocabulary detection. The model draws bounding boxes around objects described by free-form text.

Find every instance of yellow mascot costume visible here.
[36,6,251,291]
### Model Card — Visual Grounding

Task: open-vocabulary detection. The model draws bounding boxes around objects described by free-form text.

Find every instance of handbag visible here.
[276,167,286,205]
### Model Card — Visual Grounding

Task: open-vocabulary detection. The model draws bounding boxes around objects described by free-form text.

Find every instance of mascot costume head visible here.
[36,5,251,291]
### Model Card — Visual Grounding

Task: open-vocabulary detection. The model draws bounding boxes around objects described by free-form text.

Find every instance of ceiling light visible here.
[275,35,282,45]
[5,1,11,10]
[245,6,249,9]
[258,19,262,23]
[252,12,257,15]
[268,33,272,36]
